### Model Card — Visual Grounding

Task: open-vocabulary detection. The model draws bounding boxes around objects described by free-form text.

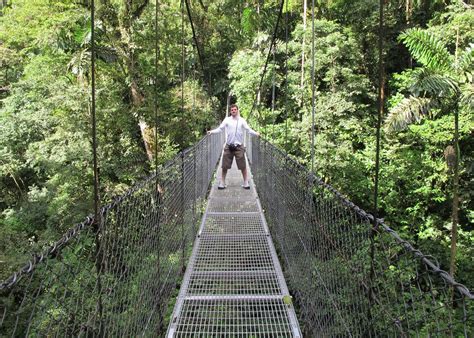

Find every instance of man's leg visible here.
[219,146,232,189]
[235,147,250,189]
[221,168,228,185]
[241,167,248,186]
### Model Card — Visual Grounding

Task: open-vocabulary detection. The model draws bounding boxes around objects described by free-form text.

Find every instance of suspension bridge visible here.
[1,0,473,337]
[1,133,473,337]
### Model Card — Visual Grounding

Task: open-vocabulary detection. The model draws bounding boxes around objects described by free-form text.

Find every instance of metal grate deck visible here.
[187,272,282,296]
[201,214,266,235]
[207,197,260,213]
[194,235,275,272]
[167,156,302,337]
[172,299,295,337]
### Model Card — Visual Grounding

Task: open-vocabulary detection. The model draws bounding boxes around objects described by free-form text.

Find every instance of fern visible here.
[456,43,474,84]
[460,83,474,108]
[409,68,459,97]
[385,96,431,131]
[400,28,453,73]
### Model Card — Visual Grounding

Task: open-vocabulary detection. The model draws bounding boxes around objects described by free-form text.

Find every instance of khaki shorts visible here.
[222,144,246,170]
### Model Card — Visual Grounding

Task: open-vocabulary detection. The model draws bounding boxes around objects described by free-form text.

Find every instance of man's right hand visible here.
[206,131,211,135]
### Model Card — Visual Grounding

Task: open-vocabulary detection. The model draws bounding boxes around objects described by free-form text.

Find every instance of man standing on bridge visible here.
[207,104,260,190]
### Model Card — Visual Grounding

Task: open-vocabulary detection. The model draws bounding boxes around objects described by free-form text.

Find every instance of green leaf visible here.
[385,96,431,131]
[409,68,459,97]
[400,28,453,73]
[282,295,293,305]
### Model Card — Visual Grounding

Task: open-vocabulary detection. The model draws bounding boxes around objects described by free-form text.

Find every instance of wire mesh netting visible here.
[0,133,224,337]
[247,136,474,337]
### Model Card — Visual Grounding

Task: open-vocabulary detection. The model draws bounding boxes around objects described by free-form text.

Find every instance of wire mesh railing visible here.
[247,135,474,337]
[0,132,224,337]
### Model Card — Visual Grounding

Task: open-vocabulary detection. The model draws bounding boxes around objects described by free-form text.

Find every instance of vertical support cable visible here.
[284,0,289,151]
[193,146,197,236]
[90,0,103,335]
[450,114,460,274]
[184,0,210,93]
[249,0,284,123]
[310,0,316,173]
[181,0,185,132]
[153,0,162,329]
[154,1,159,185]
[271,46,276,140]
[192,67,197,237]
[449,31,460,279]
[370,0,385,331]
[307,0,317,267]
[373,0,384,225]
[180,0,186,274]
[181,152,186,273]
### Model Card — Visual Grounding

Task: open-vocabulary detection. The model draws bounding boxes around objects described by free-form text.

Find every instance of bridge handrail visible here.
[0,133,218,291]
[255,136,474,300]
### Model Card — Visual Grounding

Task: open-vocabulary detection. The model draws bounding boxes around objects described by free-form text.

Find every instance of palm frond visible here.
[456,43,474,77]
[400,28,453,73]
[67,49,91,82]
[385,96,431,132]
[460,83,474,109]
[409,68,459,97]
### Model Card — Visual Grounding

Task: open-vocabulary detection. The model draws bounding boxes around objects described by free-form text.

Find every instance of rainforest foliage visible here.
[0,0,473,291]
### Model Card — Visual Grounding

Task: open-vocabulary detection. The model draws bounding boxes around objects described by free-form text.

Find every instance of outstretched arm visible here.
[207,119,226,135]
[242,119,260,137]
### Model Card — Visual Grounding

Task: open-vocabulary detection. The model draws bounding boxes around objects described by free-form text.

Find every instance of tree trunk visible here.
[124,0,154,161]
[97,1,153,160]
[139,120,154,161]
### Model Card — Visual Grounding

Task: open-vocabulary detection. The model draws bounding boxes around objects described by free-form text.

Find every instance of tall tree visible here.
[386,27,473,277]
[97,0,153,160]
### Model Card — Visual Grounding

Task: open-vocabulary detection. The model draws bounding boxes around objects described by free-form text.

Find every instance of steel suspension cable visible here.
[369,0,385,331]
[184,0,206,90]
[310,0,316,172]
[180,0,188,275]
[90,0,99,246]
[249,0,285,120]
[143,0,161,331]
[373,0,385,224]
[181,0,185,123]
[271,46,276,140]
[154,1,159,177]
[284,0,289,150]
[90,0,103,334]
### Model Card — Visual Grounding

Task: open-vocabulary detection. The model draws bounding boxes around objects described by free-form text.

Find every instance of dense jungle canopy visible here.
[0,0,473,294]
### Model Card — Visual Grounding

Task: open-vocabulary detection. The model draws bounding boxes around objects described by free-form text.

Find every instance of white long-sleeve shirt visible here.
[209,116,258,145]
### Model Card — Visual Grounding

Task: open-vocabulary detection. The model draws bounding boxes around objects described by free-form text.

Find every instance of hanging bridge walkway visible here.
[167,151,301,337]
[1,133,473,337]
